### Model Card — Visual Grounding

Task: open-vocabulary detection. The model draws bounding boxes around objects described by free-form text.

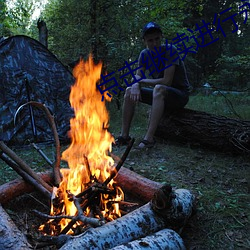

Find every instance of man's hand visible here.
[129,82,141,102]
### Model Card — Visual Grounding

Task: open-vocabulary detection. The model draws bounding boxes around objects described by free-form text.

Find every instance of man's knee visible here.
[153,85,166,98]
[124,87,132,99]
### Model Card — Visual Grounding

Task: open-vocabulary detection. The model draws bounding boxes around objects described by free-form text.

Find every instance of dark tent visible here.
[0,35,74,145]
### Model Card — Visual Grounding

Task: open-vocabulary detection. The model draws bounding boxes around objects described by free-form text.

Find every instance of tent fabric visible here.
[0,35,75,145]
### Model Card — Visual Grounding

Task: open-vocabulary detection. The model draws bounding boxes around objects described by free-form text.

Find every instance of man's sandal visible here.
[114,136,132,147]
[137,139,155,149]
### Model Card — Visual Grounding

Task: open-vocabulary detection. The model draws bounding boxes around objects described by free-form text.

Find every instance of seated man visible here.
[116,22,191,148]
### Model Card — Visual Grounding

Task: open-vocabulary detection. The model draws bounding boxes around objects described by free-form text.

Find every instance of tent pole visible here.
[24,78,38,142]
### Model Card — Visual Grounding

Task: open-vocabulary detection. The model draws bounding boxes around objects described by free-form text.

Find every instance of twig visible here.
[103,137,135,186]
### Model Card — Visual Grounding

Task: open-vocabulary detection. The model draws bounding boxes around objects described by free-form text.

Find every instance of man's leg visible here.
[139,85,166,146]
[120,87,136,138]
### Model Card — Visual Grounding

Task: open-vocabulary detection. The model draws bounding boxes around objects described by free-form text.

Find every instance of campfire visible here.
[39,55,127,236]
[0,55,196,249]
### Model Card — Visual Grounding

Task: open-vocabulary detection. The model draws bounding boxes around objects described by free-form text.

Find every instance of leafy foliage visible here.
[2,0,250,90]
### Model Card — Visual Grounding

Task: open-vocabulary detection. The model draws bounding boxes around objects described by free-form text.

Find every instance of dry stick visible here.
[103,138,135,186]
[60,191,99,235]
[0,141,52,193]
[15,101,62,186]
[62,139,135,234]
[0,152,51,199]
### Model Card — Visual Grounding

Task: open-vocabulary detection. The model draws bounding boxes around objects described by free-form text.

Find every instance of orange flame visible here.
[43,55,123,234]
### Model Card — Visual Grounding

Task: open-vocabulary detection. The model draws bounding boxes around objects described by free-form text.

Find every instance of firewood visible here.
[0,204,32,249]
[115,167,162,203]
[0,171,53,204]
[110,228,186,250]
[0,152,51,199]
[59,186,195,250]
[0,167,159,205]
[0,141,52,193]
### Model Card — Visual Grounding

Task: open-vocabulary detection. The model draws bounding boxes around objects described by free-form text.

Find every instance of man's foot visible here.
[114,136,132,147]
[137,139,155,149]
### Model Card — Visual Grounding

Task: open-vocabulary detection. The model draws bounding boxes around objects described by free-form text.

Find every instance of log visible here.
[0,171,53,205]
[155,108,250,154]
[0,167,159,205]
[59,186,195,250]
[0,141,53,193]
[110,228,185,250]
[0,204,32,249]
[114,166,162,203]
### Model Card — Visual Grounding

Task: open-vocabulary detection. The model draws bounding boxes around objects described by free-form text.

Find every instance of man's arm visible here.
[138,65,176,87]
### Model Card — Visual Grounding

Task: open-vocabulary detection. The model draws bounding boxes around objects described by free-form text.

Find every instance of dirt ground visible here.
[1,139,249,249]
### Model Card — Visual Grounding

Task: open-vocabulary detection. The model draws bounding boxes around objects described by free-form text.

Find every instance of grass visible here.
[0,94,249,249]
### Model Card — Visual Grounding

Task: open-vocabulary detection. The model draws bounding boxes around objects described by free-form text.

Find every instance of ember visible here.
[40,55,124,236]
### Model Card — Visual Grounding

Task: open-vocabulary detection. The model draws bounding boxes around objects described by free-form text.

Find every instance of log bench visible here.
[155,108,250,154]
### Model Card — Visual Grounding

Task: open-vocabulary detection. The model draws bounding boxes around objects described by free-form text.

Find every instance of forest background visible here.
[1,0,250,93]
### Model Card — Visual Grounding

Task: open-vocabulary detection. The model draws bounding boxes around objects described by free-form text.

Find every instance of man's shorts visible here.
[140,87,189,112]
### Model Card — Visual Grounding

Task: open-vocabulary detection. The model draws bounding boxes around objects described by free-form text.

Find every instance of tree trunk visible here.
[0,204,32,249]
[37,19,48,47]
[155,108,250,154]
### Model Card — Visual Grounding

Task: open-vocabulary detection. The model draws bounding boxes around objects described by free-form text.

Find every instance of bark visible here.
[0,141,53,193]
[155,108,250,154]
[59,187,195,250]
[0,171,53,205]
[37,19,48,47]
[0,167,159,205]
[110,228,185,250]
[115,167,162,203]
[0,204,32,249]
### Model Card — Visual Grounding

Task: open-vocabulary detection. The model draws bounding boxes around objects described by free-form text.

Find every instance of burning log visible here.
[0,204,32,249]
[59,185,195,250]
[156,108,250,154]
[0,166,160,205]
[110,228,185,250]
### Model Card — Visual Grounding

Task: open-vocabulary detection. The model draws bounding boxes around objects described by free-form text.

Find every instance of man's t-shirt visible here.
[138,44,191,92]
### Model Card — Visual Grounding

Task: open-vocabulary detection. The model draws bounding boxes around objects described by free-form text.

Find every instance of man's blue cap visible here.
[142,22,162,38]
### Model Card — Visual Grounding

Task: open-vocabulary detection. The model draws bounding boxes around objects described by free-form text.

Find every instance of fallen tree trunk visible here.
[155,108,250,154]
[59,186,195,250]
[110,228,185,250]
[0,204,32,249]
